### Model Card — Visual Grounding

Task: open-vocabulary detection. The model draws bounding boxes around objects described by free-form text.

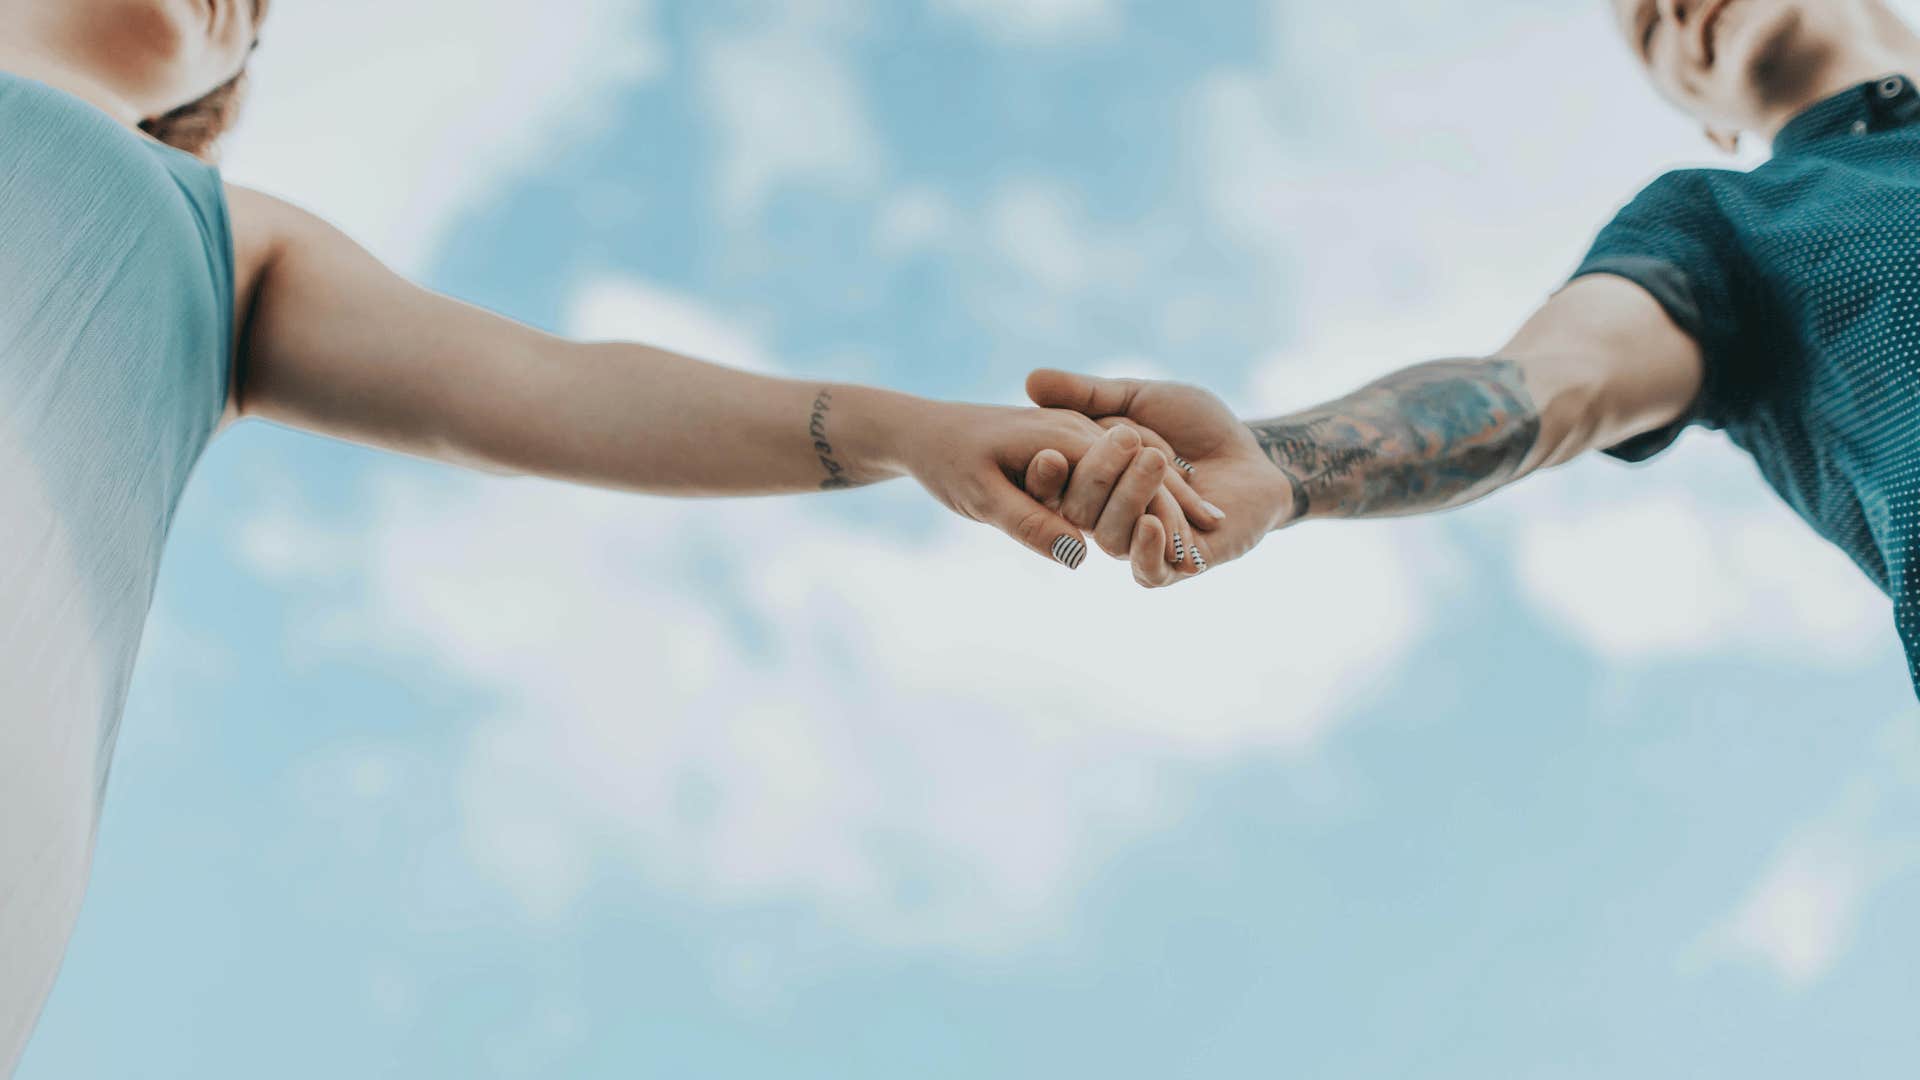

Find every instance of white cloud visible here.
[983,178,1153,298]
[932,0,1121,44]
[238,300,1443,953]
[1200,0,1741,398]
[566,278,776,372]
[865,174,1173,349]
[480,994,589,1075]
[944,175,1168,349]
[1694,722,1920,986]
[874,187,960,258]
[363,964,419,1025]
[1245,299,1511,418]
[290,743,414,858]
[222,0,662,274]
[987,179,1097,292]
[1713,827,1869,985]
[234,499,363,583]
[699,7,884,224]
[872,175,1158,310]
[1089,355,1177,383]
[1498,444,1890,668]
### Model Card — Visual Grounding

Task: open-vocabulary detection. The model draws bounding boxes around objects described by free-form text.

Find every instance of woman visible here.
[0,0,1222,1070]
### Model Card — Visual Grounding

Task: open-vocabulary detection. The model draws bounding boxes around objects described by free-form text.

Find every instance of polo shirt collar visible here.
[1773,73,1920,156]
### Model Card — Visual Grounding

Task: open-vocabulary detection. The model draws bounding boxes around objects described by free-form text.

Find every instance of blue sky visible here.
[19,0,1920,1076]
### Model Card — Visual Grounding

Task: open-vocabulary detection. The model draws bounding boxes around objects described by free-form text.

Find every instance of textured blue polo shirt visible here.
[1570,73,1920,698]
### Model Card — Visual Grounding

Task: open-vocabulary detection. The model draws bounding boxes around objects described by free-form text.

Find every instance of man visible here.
[1029,0,1920,699]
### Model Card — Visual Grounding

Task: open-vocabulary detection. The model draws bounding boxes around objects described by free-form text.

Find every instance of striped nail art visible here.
[1172,531,1186,564]
[1051,535,1087,570]
[1173,456,1196,475]
[1191,550,1209,572]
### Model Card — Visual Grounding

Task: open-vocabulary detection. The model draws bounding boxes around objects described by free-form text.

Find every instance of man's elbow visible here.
[1508,353,1611,473]
[1500,273,1706,473]
[1533,376,1610,471]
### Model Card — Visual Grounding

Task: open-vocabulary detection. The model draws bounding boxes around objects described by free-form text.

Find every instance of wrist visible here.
[1267,465,1307,531]
[1243,422,1308,532]
[823,383,929,484]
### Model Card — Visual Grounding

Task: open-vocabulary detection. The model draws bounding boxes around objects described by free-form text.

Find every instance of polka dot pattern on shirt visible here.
[1571,75,1920,698]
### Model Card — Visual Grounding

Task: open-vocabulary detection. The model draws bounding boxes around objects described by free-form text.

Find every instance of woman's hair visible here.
[139,71,249,162]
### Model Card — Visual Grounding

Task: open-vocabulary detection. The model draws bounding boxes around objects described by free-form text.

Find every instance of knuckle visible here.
[1014,506,1052,544]
[1076,460,1121,493]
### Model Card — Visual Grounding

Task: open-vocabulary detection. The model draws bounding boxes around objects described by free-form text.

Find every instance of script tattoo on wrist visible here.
[1248,358,1540,520]
[809,389,857,491]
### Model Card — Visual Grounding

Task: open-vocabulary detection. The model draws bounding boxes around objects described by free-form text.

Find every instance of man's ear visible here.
[1705,127,1741,154]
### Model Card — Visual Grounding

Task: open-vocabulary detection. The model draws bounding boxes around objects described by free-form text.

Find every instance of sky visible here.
[19,0,1920,1076]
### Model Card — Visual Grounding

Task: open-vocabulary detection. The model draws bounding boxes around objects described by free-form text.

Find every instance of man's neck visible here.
[1758,38,1920,139]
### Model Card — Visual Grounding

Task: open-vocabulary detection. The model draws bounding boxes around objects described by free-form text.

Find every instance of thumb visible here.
[1026,369,1141,419]
[979,473,1090,570]
[1023,448,1070,510]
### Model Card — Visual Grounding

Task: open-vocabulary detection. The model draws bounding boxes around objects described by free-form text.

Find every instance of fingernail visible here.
[1192,550,1209,572]
[1051,535,1087,570]
[1111,426,1141,450]
[1173,456,1196,475]
[1202,501,1226,520]
[1172,531,1186,564]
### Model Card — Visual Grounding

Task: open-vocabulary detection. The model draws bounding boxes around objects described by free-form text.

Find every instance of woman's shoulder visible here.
[222,184,314,299]
[216,185,342,430]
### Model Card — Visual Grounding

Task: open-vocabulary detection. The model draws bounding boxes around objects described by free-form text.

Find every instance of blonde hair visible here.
[139,70,249,162]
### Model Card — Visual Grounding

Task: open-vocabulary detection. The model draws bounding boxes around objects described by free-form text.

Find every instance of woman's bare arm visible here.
[226,186,915,492]
[218,185,1122,565]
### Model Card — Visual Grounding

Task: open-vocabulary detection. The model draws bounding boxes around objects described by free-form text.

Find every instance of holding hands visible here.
[1018,369,1298,587]
[881,392,1216,573]
[878,375,1275,582]
[879,396,1114,569]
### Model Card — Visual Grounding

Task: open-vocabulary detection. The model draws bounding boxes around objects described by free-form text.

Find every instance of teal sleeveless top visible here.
[0,69,234,1072]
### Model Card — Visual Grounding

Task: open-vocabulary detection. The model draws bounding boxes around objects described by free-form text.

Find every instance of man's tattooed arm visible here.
[1249,358,1542,521]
